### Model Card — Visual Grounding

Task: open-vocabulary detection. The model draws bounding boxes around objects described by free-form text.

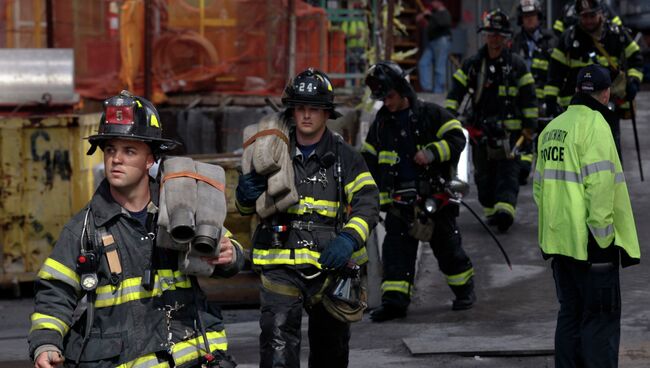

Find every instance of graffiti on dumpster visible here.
[30,130,72,186]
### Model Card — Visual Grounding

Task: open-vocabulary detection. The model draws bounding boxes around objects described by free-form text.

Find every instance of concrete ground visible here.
[2,92,650,367]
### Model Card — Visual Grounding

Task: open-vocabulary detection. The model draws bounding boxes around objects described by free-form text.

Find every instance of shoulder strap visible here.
[591,35,619,71]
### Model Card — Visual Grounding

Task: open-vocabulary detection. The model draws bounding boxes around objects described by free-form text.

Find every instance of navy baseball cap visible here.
[576,65,611,92]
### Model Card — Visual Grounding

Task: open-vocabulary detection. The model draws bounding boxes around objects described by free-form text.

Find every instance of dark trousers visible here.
[472,141,520,216]
[259,267,350,368]
[552,256,621,368]
[381,204,473,309]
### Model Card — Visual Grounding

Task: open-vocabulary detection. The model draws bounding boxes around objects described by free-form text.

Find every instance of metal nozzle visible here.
[170,208,196,243]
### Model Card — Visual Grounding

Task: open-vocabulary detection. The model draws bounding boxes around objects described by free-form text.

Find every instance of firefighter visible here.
[362,61,474,321]
[235,69,379,368]
[511,0,558,185]
[534,64,640,367]
[28,91,243,367]
[545,0,643,157]
[445,9,538,232]
[552,0,623,38]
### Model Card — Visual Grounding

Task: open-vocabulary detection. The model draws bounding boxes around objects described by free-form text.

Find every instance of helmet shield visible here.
[282,68,341,119]
[86,90,180,155]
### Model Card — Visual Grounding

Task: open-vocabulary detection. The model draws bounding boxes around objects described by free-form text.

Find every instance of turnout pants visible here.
[381,204,474,309]
[552,256,621,368]
[472,140,520,218]
[259,267,350,368]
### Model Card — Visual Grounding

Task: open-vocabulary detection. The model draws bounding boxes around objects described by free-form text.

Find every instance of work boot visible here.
[450,279,476,311]
[487,215,497,226]
[369,304,407,322]
[495,211,514,233]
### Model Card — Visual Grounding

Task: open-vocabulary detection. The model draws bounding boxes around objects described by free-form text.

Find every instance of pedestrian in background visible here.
[417,0,452,93]
[534,64,640,368]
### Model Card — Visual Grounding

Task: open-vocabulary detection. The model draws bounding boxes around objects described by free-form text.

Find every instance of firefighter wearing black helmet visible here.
[511,0,558,185]
[545,0,643,157]
[29,90,243,367]
[552,0,623,37]
[446,9,538,232]
[362,61,475,322]
[235,69,379,367]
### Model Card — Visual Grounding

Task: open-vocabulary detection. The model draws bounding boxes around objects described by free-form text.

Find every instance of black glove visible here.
[545,96,561,118]
[318,232,355,269]
[626,77,640,101]
[235,171,267,206]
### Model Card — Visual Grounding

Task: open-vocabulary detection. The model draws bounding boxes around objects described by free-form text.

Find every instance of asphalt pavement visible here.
[2,92,650,367]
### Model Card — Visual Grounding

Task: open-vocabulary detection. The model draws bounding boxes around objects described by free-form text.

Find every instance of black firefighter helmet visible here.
[575,0,602,15]
[517,0,544,24]
[86,90,180,155]
[364,60,414,100]
[281,68,341,119]
[478,9,513,36]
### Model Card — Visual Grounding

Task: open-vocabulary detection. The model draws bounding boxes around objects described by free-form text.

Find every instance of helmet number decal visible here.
[106,106,135,125]
[297,81,317,95]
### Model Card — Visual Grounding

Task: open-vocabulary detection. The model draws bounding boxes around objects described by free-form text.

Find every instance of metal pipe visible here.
[385,0,394,60]
[144,0,153,100]
[288,0,296,80]
[46,0,54,48]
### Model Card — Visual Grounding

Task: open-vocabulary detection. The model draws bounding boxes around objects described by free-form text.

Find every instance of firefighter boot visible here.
[450,278,476,311]
[495,210,514,233]
[369,304,407,322]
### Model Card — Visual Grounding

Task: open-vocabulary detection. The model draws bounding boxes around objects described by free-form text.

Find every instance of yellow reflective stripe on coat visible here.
[628,68,643,81]
[453,69,468,87]
[551,49,568,65]
[498,85,518,97]
[172,330,228,367]
[381,280,411,295]
[287,197,339,218]
[544,85,559,97]
[429,140,451,162]
[445,99,458,111]
[379,191,392,205]
[553,19,564,33]
[344,172,377,203]
[378,150,399,165]
[344,216,369,242]
[37,258,81,292]
[559,95,572,107]
[361,141,377,156]
[30,312,70,336]
[520,153,533,163]
[253,248,322,268]
[495,202,516,217]
[436,119,462,138]
[518,73,535,87]
[94,270,191,308]
[523,107,539,119]
[532,58,548,71]
[235,199,255,215]
[535,88,544,99]
[503,119,522,130]
[447,268,474,286]
[351,247,369,265]
[625,41,640,59]
[253,247,369,268]
[116,353,170,368]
